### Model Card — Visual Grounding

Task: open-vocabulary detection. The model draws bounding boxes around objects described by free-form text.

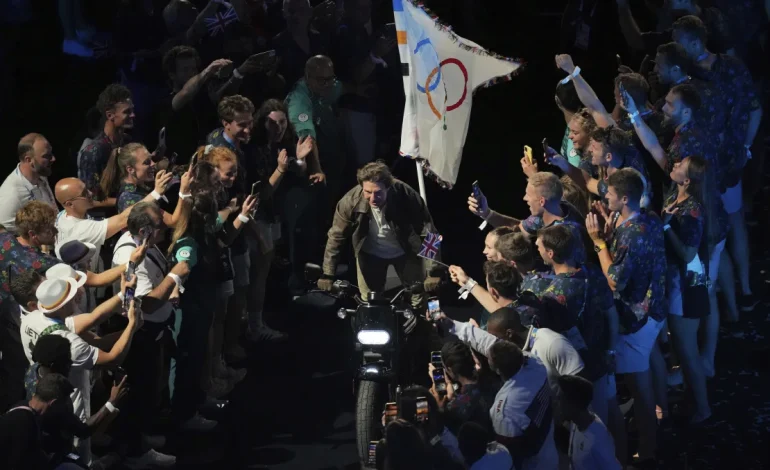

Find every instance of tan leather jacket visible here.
[322,179,440,276]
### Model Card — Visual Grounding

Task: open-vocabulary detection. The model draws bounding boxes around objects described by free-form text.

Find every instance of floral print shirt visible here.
[116,182,148,214]
[0,232,60,313]
[693,54,761,187]
[607,210,667,332]
[78,132,128,199]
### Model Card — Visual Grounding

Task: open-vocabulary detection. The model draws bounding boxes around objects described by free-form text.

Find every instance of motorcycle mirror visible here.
[304,263,323,281]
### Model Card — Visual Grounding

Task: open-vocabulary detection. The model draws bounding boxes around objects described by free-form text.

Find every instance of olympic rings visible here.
[424,58,469,120]
[414,38,442,93]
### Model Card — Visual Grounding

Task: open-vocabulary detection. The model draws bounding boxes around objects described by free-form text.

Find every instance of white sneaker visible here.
[62,39,94,58]
[124,449,176,469]
[179,413,217,432]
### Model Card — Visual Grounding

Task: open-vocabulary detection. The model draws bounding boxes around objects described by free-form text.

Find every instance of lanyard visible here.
[16,167,55,208]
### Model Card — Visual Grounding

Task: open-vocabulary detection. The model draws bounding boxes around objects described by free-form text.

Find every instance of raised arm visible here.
[622,89,667,170]
[555,54,616,128]
[172,59,231,111]
[616,0,646,51]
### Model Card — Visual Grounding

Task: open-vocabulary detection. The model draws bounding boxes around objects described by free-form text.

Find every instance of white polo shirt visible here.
[19,310,99,422]
[568,414,621,470]
[0,165,57,233]
[112,231,173,323]
[55,211,108,273]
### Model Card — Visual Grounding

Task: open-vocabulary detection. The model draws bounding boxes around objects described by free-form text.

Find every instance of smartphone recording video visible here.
[384,402,398,424]
[471,180,482,200]
[251,181,263,196]
[415,398,429,423]
[367,441,378,467]
[428,299,441,321]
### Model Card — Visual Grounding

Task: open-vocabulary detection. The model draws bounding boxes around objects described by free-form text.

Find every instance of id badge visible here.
[574,21,591,50]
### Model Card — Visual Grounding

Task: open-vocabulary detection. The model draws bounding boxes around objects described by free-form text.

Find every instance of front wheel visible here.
[356,380,387,469]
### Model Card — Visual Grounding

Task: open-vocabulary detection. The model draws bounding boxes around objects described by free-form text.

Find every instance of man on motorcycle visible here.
[317,161,442,307]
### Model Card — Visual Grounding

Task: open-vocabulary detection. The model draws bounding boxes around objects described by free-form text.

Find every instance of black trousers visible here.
[116,322,170,454]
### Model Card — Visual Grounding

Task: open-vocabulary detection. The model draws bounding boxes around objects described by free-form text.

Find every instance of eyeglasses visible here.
[63,190,92,205]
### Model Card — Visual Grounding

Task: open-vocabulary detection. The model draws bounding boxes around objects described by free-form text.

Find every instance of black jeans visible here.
[116,322,170,454]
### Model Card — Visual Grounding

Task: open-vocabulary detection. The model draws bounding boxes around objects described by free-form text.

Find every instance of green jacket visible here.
[323,179,441,276]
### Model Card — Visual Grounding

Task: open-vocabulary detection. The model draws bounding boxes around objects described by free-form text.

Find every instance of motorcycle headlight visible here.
[357,330,391,345]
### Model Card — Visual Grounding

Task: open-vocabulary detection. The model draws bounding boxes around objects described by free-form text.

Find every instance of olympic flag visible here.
[393,0,522,187]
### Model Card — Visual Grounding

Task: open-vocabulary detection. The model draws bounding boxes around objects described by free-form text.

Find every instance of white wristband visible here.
[237,214,250,223]
[104,401,117,413]
[663,224,671,232]
[117,292,125,302]
[150,190,162,201]
[232,68,244,79]
[167,272,185,294]
[178,192,192,200]
[464,278,478,292]
[560,66,581,85]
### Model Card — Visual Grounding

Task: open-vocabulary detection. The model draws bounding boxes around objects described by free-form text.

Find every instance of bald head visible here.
[487,307,527,347]
[55,178,87,205]
[305,55,333,77]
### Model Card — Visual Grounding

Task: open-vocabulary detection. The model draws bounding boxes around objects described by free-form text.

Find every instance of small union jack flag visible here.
[204,6,238,37]
[418,232,442,260]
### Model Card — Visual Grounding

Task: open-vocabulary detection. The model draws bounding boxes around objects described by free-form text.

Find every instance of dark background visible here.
[2,1,770,469]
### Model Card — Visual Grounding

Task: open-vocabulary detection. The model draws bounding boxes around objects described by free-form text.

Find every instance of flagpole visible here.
[416,160,427,203]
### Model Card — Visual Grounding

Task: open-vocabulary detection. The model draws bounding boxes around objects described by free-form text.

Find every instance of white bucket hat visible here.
[36,278,79,314]
[46,263,87,289]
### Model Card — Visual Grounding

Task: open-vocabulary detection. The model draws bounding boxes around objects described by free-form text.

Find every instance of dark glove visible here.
[423,276,441,293]
[317,278,334,291]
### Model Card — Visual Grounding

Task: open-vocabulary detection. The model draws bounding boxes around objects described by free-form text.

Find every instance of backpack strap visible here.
[40,323,68,337]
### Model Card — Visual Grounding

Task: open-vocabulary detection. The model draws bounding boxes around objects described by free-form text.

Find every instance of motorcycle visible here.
[304,263,424,468]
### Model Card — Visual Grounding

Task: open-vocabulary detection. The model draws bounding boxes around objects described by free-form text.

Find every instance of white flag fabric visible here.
[393,0,522,187]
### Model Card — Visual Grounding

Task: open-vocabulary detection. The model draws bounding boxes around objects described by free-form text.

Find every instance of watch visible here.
[594,243,607,253]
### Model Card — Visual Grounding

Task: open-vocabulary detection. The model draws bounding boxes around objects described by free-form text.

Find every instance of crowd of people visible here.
[0,0,768,469]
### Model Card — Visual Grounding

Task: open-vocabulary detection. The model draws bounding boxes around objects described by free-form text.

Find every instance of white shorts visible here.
[720,180,743,214]
[616,318,663,374]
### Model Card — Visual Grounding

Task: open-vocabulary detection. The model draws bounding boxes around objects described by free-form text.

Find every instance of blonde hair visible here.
[528,172,563,203]
[100,143,147,197]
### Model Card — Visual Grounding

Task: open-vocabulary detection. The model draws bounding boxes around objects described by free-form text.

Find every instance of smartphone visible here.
[618,81,629,108]
[366,441,378,467]
[123,261,136,312]
[251,50,277,66]
[415,397,429,423]
[190,153,199,169]
[138,226,153,243]
[110,366,127,383]
[428,299,441,321]
[384,402,398,424]
[251,180,263,196]
[471,180,482,200]
[382,22,397,37]
[158,127,166,147]
[524,145,534,165]
[431,350,446,392]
